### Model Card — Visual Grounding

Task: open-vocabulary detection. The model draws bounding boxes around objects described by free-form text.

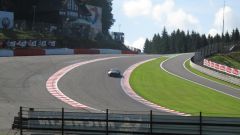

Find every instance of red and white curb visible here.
[121,58,190,116]
[46,57,120,112]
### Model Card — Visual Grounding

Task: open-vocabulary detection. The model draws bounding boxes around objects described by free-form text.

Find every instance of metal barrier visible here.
[12,107,240,135]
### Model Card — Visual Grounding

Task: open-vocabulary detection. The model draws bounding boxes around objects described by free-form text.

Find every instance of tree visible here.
[224,32,231,43]
[232,28,240,42]
[143,38,151,53]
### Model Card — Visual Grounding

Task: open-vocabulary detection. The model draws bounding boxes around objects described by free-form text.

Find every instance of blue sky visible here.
[110,0,240,51]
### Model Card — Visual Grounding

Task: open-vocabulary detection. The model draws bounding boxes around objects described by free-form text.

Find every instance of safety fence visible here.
[193,42,240,63]
[12,107,240,135]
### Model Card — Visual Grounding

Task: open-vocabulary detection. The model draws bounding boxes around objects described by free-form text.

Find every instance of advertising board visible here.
[204,59,240,77]
[0,11,14,29]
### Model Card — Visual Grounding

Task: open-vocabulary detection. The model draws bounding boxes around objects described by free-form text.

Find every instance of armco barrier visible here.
[0,49,14,57]
[74,49,100,54]
[14,48,45,56]
[122,50,138,54]
[99,49,121,54]
[45,48,74,55]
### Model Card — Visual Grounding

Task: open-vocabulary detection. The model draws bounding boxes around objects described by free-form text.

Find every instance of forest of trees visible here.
[144,28,240,54]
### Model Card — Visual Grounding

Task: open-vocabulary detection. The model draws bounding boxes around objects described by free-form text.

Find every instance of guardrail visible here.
[12,107,240,135]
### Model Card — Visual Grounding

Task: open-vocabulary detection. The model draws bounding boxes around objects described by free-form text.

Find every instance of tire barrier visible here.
[14,48,45,56]
[74,49,100,54]
[122,50,138,54]
[0,49,14,57]
[0,48,138,57]
[0,40,3,48]
[45,48,74,55]
[99,49,121,54]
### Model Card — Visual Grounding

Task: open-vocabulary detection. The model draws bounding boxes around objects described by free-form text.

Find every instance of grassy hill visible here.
[208,51,240,69]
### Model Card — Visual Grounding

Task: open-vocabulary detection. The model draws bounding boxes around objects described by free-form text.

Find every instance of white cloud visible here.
[208,28,218,36]
[123,0,200,31]
[123,0,152,17]
[209,6,240,36]
[166,9,199,30]
[152,0,174,22]
[126,37,146,51]
[152,0,200,31]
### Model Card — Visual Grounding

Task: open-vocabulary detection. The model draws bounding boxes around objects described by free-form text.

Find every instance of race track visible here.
[0,54,168,132]
[162,53,240,99]
[1,53,239,132]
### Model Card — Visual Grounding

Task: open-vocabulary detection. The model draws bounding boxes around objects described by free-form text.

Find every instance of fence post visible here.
[150,110,153,134]
[106,109,109,135]
[20,106,23,135]
[200,112,202,135]
[62,108,64,135]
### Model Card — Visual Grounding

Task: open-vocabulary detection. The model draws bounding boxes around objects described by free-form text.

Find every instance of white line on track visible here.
[161,54,240,100]
[46,57,122,112]
[121,58,190,116]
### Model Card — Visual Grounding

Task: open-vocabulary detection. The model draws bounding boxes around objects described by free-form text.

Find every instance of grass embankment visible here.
[130,57,240,117]
[208,52,240,69]
[185,60,240,89]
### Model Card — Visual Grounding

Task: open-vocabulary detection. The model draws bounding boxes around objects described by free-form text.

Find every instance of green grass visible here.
[130,57,240,117]
[185,60,240,89]
[209,52,240,69]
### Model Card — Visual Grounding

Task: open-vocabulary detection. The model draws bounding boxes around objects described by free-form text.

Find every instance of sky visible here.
[110,0,240,51]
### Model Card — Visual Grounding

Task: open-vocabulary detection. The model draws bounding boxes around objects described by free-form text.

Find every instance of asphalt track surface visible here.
[162,53,240,99]
[0,54,168,132]
[1,54,239,133]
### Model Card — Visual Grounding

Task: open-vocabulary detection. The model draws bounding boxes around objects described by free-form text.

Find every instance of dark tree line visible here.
[144,27,240,54]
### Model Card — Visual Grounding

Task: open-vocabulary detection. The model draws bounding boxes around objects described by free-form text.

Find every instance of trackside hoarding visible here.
[204,59,240,77]
[0,11,14,29]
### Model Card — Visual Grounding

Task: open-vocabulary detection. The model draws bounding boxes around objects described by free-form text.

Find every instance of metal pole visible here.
[222,0,225,36]
[200,112,202,135]
[20,106,23,135]
[106,109,109,135]
[150,110,153,134]
[62,108,64,135]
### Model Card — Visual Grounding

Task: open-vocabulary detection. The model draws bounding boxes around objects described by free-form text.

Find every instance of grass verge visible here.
[130,57,240,117]
[185,60,240,89]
